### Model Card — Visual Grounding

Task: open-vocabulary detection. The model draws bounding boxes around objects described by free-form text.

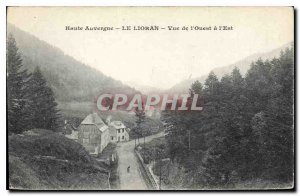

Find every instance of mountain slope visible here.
[9,129,109,190]
[168,42,293,93]
[7,24,137,102]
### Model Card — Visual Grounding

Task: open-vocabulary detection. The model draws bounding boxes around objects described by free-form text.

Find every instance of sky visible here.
[7,7,294,89]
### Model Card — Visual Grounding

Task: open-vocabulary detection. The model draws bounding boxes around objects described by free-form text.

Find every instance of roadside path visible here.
[116,132,164,190]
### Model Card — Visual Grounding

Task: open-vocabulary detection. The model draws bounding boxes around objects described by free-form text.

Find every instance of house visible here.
[105,115,129,142]
[77,113,110,155]
[108,121,130,142]
[66,113,130,156]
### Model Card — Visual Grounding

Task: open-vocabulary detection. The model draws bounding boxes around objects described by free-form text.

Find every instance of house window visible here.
[90,137,96,144]
[83,138,89,144]
[122,136,124,140]
[83,132,89,138]
[122,129,124,133]
[111,136,114,141]
[118,129,120,133]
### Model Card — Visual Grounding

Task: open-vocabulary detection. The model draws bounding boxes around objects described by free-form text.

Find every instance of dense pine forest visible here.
[162,45,294,189]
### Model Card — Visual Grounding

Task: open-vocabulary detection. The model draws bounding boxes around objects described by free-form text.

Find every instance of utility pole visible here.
[159,158,162,190]
[143,134,146,163]
[188,130,191,151]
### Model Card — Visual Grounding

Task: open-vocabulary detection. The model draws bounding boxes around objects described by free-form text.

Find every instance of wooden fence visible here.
[134,149,159,190]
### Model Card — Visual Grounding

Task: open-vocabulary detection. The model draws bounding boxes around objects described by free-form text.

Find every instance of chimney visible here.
[106,115,112,124]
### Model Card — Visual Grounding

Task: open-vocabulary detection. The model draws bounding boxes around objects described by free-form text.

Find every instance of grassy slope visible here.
[9,129,109,190]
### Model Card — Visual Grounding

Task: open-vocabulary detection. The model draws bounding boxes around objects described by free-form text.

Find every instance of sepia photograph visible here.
[6,6,294,190]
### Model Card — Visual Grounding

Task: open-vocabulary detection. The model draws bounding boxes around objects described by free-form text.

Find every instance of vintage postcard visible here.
[7,7,294,190]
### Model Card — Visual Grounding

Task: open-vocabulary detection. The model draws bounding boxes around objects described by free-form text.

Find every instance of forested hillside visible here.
[7,24,137,102]
[161,45,294,189]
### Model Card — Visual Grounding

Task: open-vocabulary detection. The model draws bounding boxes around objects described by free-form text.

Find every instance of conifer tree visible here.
[190,80,203,95]
[28,66,61,131]
[135,105,146,137]
[7,34,31,134]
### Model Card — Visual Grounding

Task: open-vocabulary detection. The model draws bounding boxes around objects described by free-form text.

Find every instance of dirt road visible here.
[116,132,164,190]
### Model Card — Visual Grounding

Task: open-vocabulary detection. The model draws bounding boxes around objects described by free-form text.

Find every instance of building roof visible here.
[110,121,126,129]
[64,124,76,135]
[81,113,108,132]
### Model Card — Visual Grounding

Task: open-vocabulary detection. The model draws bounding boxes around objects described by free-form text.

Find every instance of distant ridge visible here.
[167,42,293,93]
